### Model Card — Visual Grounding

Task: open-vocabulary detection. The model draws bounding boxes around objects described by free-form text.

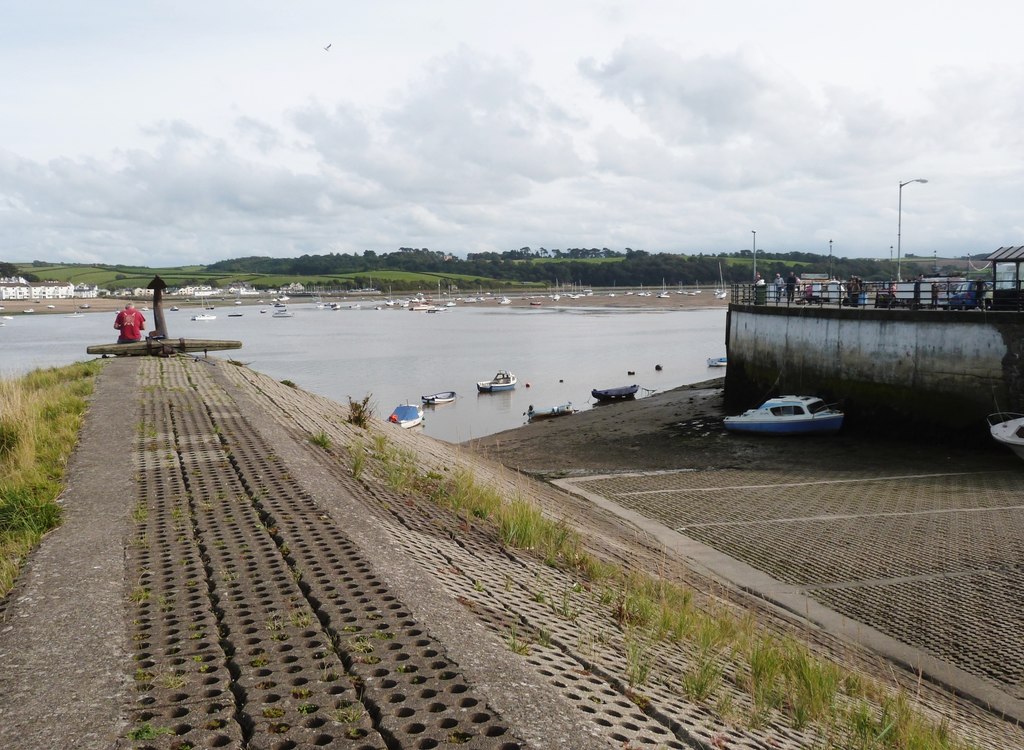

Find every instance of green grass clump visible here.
[0,361,101,597]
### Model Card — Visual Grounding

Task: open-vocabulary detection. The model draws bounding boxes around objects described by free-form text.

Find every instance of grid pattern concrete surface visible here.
[565,467,1024,702]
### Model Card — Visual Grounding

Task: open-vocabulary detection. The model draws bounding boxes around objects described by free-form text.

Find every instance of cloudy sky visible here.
[3,1,1023,267]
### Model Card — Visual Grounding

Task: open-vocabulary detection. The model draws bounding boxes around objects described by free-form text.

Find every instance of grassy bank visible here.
[351,429,978,749]
[0,360,101,597]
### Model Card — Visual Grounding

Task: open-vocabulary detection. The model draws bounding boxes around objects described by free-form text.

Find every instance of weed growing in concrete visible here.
[309,430,332,450]
[347,394,375,428]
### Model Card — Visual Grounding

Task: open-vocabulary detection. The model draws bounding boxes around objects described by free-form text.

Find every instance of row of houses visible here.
[0,278,307,301]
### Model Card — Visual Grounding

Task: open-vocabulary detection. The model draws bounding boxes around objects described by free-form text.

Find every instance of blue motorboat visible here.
[724,395,843,435]
[477,370,517,392]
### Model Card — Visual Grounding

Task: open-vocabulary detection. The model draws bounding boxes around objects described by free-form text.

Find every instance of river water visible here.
[0,303,727,443]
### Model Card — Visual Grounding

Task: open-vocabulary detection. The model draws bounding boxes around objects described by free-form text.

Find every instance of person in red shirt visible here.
[113,302,146,343]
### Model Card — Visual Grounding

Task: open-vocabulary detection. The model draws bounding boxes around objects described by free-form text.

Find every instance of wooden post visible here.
[147,275,168,338]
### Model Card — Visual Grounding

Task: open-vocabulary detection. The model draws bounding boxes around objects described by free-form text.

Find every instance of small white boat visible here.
[191,313,216,321]
[988,413,1024,461]
[388,404,423,428]
[707,356,728,368]
[422,391,457,405]
[526,402,575,421]
[170,306,180,311]
[477,370,517,392]
[23,308,34,314]
[499,297,512,305]
[65,312,86,319]
[272,309,294,318]
[724,395,844,435]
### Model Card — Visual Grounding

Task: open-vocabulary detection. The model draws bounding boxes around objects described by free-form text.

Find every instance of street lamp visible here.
[897,178,928,281]
[829,239,833,280]
[752,230,757,281]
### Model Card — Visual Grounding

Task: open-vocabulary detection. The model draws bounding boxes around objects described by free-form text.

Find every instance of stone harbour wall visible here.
[724,305,1024,433]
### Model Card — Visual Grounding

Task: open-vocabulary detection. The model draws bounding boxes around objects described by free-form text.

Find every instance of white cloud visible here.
[3,1,1024,265]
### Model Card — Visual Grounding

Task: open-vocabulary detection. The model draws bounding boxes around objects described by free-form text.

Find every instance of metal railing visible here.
[731,279,1008,310]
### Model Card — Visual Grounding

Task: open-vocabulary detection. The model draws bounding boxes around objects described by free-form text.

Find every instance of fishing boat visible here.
[988,413,1024,461]
[591,384,639,402]
[707,356,728,368]
[191,313,216,321]
[477,370,517,392]
[526,402,575,421]
[272,308,294,318]
[388,404,423,428]
[421,391,457,405]
[723,395,844,435]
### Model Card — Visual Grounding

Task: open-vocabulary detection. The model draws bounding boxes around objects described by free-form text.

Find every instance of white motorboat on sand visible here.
[988,412,1024,461]
[724,395,844,435]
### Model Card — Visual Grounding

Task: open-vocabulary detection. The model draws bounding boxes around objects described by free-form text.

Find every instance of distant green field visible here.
[13,262,526,291]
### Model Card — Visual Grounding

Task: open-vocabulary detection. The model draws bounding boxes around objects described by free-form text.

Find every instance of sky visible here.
[3,1,1024,268]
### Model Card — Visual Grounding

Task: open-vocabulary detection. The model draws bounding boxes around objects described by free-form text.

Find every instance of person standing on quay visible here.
[785,272,797,303]
[113,302,146,343]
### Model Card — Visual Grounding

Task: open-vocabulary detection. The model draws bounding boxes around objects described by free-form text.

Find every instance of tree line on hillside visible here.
[205,248,959,289]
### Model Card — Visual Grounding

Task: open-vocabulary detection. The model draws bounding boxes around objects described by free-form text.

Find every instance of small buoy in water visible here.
[559,379,563,383]
[627,370,635,376]
[655,364,663,371]
[525,382,531,387]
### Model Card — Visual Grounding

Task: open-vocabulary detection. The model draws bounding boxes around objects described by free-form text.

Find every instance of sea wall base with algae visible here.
[724,305,1024,434]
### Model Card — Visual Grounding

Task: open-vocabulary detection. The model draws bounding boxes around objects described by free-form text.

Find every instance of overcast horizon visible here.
[4,2,1024,268]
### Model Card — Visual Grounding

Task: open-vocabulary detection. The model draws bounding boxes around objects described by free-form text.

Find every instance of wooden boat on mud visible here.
[526,403,575,421]
[86,338,242,357]
[591,384,639,402]
[421,391,457,405]
[724,395,844,435]
[988,413,1024,461]
[477,370,517,392]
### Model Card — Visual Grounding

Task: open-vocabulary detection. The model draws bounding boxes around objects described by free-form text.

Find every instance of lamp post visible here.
[897,178,928,281]
[751,230,757,281]
[829,239,833,280]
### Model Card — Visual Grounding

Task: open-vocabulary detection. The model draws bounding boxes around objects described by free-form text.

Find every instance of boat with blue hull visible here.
[477,370,517,392]
[724,395,844,435]
[591,384,639,402]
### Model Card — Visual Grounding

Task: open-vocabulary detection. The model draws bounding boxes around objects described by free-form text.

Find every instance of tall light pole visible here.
[829,239,833,280]
[897,178,928,281]
[751,230,757,281]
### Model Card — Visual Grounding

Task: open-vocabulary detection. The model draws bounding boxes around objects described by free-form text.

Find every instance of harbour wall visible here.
[724,305,1024,433]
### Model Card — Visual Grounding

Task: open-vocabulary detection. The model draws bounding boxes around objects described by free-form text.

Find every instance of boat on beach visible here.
[477,370,517,392]
[422,391,457,405]
[388,404,423,428]
[724,395,844,435]
[526,402,575,421]
[591,384,639,402]
[988,412,1024,461]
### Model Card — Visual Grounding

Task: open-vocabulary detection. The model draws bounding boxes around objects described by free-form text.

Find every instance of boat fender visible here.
[388,415,398,423]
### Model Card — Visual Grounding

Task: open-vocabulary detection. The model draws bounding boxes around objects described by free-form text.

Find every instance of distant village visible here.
[0,278,307,302]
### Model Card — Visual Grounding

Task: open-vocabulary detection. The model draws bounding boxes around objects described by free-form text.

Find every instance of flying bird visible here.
[323,43,331,51]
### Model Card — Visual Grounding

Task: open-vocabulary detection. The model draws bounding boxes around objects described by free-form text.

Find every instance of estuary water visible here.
[0,303,727,443]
